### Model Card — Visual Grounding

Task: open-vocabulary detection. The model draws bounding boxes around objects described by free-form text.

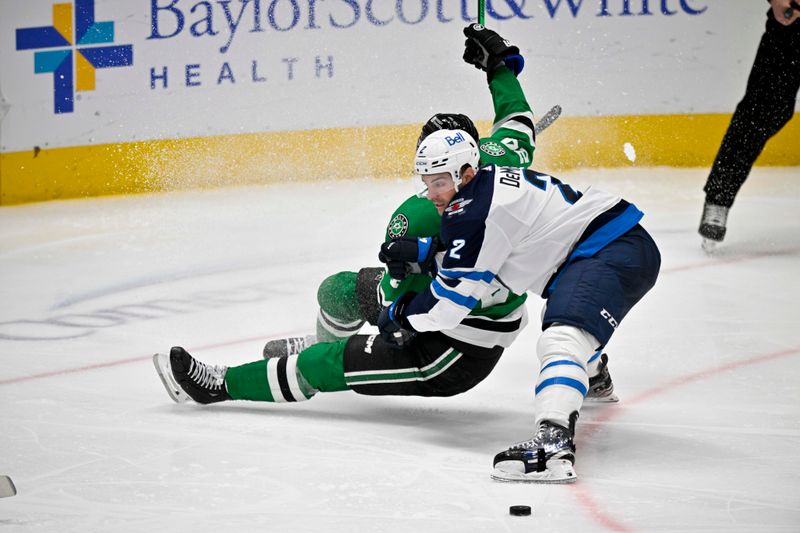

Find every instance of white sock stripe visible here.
[317,312,363,338]
[538,363,588,378]
[537,357,589,392]
[540,357,588,374]
[266,358,287,402]
[319,309,363,329]
[285,355,307,401]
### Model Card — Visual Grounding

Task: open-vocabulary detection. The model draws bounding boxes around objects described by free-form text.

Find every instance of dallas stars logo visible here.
[480,141,506,157]
[387,213,409,238]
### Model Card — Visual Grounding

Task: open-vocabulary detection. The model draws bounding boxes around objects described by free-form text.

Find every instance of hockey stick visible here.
[533,104,562,136]
[0,475,17,498]
[478,0,485,25]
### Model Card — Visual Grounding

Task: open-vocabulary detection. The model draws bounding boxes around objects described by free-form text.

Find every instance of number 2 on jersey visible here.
[449,239,466,259]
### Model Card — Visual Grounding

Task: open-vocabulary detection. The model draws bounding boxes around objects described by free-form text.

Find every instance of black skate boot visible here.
[153,347,231,404]
[585,353,619,403]
[491,414,578,483]
[699,202,729,252]
[263,335,316,359]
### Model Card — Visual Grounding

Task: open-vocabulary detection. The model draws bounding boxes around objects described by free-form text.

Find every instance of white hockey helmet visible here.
[414,129,479,197]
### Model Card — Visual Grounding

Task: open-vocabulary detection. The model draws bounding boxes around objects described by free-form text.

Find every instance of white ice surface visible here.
[1,168,799,532]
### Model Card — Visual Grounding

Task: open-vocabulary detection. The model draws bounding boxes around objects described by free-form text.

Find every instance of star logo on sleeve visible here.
[387,213,410,238]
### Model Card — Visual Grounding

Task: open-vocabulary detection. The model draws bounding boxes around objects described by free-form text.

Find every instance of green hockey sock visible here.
[225,360,275,402]
[317,271,365,342]
[317,271,362,322]
[225,340,350,402]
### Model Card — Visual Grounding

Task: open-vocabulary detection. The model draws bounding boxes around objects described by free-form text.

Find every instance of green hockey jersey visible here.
[380,66,536,319]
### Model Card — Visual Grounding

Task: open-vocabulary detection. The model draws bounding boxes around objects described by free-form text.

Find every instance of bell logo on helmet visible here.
[414,129,480,195]
[445,132,465,146]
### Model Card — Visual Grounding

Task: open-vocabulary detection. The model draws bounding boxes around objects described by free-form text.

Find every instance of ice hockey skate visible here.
[263,334,316,359]
[153,347,231,404]
[699,202,729,252]
[491,419,577,483]
[584,353,619,403]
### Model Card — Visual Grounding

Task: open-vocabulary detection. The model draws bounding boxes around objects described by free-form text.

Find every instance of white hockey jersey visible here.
[404,165,643,348]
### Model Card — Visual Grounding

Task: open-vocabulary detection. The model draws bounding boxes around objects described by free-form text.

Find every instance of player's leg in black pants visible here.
[343,332,503,397]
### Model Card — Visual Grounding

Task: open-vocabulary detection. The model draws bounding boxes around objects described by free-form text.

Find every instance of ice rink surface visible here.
[1,167,799,532]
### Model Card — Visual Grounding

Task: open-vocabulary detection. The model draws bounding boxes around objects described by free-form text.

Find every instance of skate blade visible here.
[0,475,17,498]
[490,459,577,484]
[584,392,620,403]
[152,353,190,404]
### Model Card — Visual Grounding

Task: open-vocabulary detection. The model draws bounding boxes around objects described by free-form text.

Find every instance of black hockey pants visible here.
[342,332,503,397]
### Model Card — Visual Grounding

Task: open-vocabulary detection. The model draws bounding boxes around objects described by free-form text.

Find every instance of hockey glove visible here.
[463,24,525,77]
[378,236,440,280]
[377,293,417,348]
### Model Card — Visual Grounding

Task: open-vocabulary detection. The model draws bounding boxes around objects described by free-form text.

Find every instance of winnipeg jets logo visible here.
[445,198,473,217]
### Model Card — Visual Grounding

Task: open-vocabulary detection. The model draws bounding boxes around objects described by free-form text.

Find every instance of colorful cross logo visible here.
[16,0,133,114]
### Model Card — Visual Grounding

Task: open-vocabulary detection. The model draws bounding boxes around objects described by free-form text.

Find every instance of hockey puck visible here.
[0,475,16,498]
[509,505,531,516]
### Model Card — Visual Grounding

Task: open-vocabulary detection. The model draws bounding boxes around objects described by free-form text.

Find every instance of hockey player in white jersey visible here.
[378,130,661,482]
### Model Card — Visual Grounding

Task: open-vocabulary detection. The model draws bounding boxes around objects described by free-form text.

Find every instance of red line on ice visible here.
[3,247,794,387]
[0,332,297,386]
[568,345,800,532]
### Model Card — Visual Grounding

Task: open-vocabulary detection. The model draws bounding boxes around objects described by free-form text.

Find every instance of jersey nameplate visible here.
[498,167,523,188]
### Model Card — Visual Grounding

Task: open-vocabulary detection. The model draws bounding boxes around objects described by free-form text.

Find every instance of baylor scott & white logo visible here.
[15,0,134,114]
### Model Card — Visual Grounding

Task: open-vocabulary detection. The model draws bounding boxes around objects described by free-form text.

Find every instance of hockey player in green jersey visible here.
[268,24,537,352]
[262,26,615,405]
[155,25,538,419]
